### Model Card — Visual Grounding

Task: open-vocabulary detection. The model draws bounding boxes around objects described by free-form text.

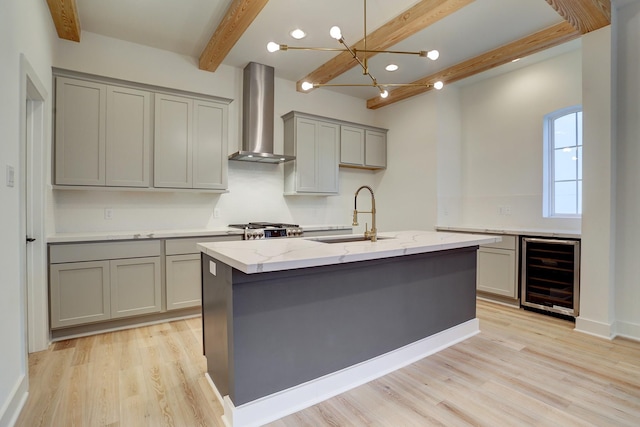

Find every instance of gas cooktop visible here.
[228,222,303,239]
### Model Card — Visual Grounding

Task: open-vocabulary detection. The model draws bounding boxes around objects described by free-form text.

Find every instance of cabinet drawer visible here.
[480,235,516,250]
[165,235,242,255]
[50,240,161,264]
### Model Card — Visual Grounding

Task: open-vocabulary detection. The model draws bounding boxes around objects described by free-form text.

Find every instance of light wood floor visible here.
[16,301,640,426]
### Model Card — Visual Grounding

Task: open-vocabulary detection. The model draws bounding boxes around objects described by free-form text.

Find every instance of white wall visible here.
[576,27,615,338]
[52,32,378,234]
[0,0,56,425]
[613,0,640,340]
[457,50,582,231]
[373,91,440,231]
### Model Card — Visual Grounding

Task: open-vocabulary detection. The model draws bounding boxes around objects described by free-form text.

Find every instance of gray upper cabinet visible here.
[154,93,193,188]
[154,94,228,190]
[55,77,151,187]
[193,100,228,189]
[106,86,152,187]
[340,126,365,167]
[364,129,387,169]
[339,126,387,170]
[283,112,339,195]
[55,77,107,186]
[54,73,230,192]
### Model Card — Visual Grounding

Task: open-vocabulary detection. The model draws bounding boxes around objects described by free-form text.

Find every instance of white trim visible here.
[0,374,28,427]
[20,54,50,353]
[614,320,640,342]
[575,315,615,339]
[207,319,479,427]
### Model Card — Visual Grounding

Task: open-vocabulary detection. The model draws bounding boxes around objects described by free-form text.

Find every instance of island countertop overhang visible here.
[198,230,501,274]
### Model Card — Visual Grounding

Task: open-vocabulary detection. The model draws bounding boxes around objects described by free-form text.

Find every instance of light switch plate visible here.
[6,165,14,187]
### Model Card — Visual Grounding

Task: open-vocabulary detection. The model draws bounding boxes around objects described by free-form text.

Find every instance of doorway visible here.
[20,54,49,353]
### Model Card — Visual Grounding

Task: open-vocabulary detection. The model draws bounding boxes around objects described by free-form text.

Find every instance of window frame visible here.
[543,105,582,218]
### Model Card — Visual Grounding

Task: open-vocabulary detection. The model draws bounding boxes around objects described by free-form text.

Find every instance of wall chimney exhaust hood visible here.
[229,62,295,164]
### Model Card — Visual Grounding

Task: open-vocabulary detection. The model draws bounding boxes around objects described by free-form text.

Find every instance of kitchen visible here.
[2,0,640,426]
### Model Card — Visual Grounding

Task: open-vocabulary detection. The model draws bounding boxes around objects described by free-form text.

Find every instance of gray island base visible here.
[200,231,491,427]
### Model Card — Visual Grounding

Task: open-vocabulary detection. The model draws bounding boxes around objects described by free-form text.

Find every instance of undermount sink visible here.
[311,236,394,244]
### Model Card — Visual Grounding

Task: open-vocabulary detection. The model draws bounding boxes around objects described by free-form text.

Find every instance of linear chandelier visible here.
[266,0,443,98]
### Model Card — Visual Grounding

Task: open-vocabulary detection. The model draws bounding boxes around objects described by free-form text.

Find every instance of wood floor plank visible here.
[15,299,640,427]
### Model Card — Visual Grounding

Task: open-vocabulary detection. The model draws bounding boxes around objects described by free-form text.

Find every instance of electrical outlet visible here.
[104,208,114,220]
[213,208,221,218]
[6,165,14,188]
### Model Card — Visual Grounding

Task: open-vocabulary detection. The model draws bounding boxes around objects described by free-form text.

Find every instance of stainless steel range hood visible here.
[229,62,295,164]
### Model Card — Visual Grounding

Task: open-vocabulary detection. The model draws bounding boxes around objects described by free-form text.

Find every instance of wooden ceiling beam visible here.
[295,0,475,92]
[367,22,580,109]
[45,0,81,42]
[199,0,270,72]
[544,0,610,33]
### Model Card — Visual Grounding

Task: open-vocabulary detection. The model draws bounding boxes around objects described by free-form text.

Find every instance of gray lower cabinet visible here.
[50,260,111,328]
[166,254,201,310]
[49,241,162,329]
[110,257,161,318]
[476,235,518,300]
[164,235,242,311]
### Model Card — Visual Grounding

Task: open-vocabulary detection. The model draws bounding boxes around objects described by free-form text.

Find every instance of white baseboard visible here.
[575,316,615,339]
[0,374,28,427]
[207,319,479,427]
[614,320,640,342]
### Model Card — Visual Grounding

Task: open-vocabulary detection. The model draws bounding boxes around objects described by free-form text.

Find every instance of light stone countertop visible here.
[435,225,581,239]
[46,224,353,243]
[198,230,501,274]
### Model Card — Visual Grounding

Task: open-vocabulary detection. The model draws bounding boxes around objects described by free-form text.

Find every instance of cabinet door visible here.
[193,100,227,189]
[106,86,152,187]
[477,247,516,298]
[365,130,387,168]
[154,94,192,188]
[166,254,202,310]
[50,261,110,328]
[110,257,161,318]
[317,121,340,193]
[295,117,320,192]
[55,77,106,186]
[340,126,364,166]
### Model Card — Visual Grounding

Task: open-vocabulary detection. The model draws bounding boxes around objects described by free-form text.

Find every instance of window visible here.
[543,106,582,217]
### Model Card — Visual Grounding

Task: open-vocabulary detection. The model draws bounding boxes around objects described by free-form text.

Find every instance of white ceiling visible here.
[76,0,577,100]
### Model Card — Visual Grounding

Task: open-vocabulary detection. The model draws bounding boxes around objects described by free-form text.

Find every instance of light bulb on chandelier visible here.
[266,0,441,99]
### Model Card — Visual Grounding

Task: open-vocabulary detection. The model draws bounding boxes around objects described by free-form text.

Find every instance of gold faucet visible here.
[353,185,377,242]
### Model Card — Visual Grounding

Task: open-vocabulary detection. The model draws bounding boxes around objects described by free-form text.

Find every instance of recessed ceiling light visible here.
[385,64,399,72]
[290,29,306,40]
[511,58,521,63]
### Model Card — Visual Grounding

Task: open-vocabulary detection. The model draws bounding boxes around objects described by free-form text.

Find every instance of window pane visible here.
[578,180,582,215]
[577,111,583,147]
[577,146,582,180]
[554,113,577,148]
[555,181,578,214]
[555,147,577,181]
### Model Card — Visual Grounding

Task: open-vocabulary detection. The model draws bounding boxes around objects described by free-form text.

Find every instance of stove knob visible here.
[258,232,264,239]
[287,229,292,237]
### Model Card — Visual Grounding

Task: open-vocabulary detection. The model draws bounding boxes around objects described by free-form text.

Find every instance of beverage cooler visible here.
[521,237,581,317]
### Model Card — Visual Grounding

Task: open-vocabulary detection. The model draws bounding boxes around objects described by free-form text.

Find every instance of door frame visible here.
[20,54,49,353]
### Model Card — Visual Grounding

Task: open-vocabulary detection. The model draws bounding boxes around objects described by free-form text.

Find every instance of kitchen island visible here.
[198,230,499,427]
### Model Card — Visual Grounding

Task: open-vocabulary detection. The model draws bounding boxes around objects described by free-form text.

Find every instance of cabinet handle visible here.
[26,237,36,243]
